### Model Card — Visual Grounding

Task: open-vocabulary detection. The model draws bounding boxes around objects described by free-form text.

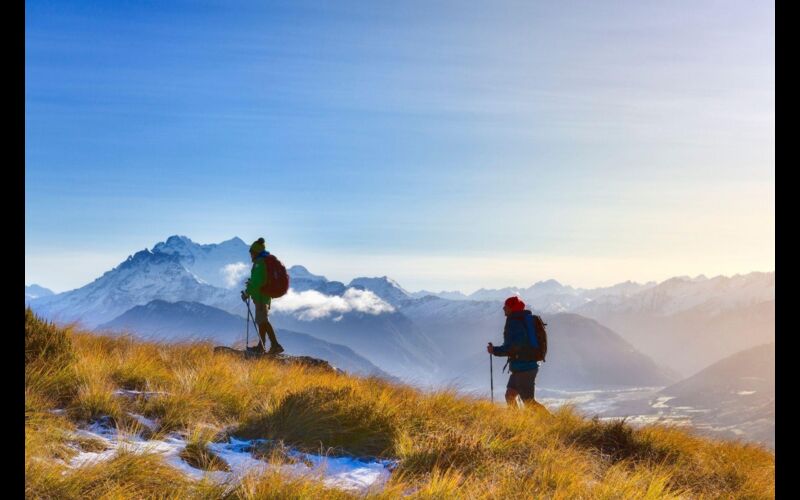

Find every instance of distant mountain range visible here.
[574,273,774,376]
[98,300,391,379]
[27,235,773,391]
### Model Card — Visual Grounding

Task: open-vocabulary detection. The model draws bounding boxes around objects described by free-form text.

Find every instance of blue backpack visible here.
[515,312,548,363]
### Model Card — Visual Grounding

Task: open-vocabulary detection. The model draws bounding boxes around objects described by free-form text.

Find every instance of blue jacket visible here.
[492,310,540,373]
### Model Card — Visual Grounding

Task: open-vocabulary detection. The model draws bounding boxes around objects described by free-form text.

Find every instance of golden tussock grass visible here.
[25,309,774,499]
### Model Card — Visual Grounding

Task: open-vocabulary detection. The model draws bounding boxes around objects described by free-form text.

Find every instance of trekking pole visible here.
[245,298,250,348]
[245,298,260,343]
[490,352,494,403]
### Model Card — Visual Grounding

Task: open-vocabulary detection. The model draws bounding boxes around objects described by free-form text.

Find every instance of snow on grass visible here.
[113,389,169,399]
[66,420,394,493]
[128,412,159,432]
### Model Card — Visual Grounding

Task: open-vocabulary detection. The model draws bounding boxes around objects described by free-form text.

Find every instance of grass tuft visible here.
[237,385,398,458]
[25,307,75,366]
[568,416,681,465]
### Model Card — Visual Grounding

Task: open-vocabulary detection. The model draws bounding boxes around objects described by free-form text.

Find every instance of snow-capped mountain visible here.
[347,276,412,306]
[151,235,251,289]
[27,249,236,327]
[25,284,54,303]
[409,290,469,301]
[407,279,658,313]
[467,286,526,302]
[576,273,774,317]
[288,265,347,295]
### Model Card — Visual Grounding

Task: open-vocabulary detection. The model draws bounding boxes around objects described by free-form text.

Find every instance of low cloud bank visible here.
[273,288,395,320]
[221,262,249,289]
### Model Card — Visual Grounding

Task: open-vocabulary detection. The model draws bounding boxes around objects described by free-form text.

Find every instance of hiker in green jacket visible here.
[240,237,284,354]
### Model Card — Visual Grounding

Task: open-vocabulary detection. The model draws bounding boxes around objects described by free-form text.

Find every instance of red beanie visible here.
[504,296,525,312]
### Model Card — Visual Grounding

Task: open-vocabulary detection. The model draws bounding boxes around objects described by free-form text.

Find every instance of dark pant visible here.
[253,303,279,348]
[506,368,538,401]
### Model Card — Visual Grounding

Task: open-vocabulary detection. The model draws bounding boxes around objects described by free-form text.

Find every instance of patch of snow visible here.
[65,422,394,493]
[128,412,159,431]
[737,390,757,395]
[113,389,169,399]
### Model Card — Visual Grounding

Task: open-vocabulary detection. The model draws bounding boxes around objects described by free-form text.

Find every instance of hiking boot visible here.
[267,344,285,355]
[246,344,266,354]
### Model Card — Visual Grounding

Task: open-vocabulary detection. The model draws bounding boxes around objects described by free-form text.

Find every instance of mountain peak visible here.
[117,249,182,271]
[348,276,410,305]
[530,279,565,290]
[288,265,328,281]
[222,236,246,246]
[163,235,194,247]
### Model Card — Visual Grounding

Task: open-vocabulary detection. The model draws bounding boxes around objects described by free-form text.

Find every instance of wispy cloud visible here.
[221,262,249,289]
[273,288,394,320]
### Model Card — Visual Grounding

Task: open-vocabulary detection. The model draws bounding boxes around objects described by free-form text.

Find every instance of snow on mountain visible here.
[151,235,250,289]
[577,272,774,317]
[27,249,236,328]
[409,290,470,301]
[288,266,347,295]
[25,284,54,303]
[348,276,412,306]
[287,265,326,282]
[408,272,766,318]
[467,287,525,302]
[421,279,657,313]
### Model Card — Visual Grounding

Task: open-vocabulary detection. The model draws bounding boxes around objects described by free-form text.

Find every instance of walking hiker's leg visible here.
[518,369,548,413]
[523,398,549,413]
[506,372,521,407]
[505,388,520,407]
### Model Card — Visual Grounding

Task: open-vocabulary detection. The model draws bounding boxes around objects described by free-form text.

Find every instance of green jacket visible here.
[246,253,272,306]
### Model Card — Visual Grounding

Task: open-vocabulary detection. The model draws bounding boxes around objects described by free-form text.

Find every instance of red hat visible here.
[504,296,525,312]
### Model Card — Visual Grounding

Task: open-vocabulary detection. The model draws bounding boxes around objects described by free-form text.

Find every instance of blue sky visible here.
[26,0,774,293]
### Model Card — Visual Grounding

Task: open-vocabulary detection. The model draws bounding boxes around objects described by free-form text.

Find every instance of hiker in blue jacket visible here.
[488,296,548,411]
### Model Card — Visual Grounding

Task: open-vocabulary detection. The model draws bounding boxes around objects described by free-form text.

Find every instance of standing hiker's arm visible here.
[246,263,260,296]
[491,322,511,356]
